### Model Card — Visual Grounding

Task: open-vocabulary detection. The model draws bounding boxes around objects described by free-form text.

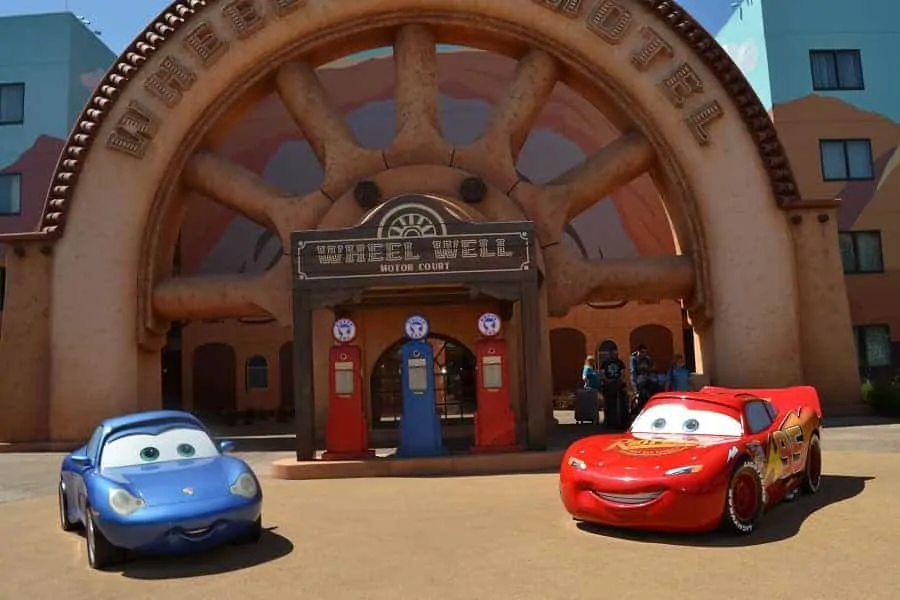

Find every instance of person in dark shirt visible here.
[600,348,626,385]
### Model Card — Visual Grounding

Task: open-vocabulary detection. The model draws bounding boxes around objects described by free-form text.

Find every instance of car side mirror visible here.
[70,454,92,467]
[218,440,236,454]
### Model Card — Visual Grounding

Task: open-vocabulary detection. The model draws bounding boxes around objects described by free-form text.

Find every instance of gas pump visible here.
[322,317,374,461]
[471,312,521,453]
[397,314,443,458]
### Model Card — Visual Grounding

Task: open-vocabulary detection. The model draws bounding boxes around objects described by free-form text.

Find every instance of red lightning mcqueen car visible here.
[560,386,823,535]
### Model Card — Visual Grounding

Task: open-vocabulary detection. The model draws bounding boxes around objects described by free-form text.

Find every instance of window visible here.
[0,83,24,125]
[245,355,269,390]
[839,230,883,273]
[854,325,891,369]
[0,173,22,215]
[809,50,864,91]
[0,267,5,311]
[744,401,773,434]
[820,139,873,181]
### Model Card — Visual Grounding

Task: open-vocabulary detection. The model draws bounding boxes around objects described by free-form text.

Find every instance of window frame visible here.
[0,173,23,216]
[0,82,25,126]
[809,49,865,91]
[819,139,874,182]
[0,266,5,311]
[838,230,884,274]
[245,355,269,391]
[854,324,892,370]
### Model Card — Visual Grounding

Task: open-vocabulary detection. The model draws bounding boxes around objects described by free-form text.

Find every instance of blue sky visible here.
[0,0,738,54]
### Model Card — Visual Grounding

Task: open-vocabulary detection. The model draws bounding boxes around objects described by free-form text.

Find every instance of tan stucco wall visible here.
[0,243,51,442]
[0,0,864,442]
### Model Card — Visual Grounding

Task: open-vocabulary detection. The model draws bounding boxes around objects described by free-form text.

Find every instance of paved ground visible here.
[1,421,898,599]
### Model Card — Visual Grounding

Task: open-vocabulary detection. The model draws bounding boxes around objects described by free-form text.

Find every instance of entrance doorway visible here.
[192,342,237,419]
[371,333,477,428]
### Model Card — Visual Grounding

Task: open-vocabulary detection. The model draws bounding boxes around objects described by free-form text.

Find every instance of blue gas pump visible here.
[397,315,443,457]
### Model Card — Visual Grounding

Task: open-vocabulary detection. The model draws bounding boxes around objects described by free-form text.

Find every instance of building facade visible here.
[0,1,861,451]
[0,13,116,331]
[718,0,900,377]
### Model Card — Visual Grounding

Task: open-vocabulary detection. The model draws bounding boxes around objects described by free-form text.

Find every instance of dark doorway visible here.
[370,333,477,429]
[629,324,675,371]
[549,328,587,394]
[596,338,619,364]
[278,342,294,421]
[161,322,183,410]
[192,343,237,418]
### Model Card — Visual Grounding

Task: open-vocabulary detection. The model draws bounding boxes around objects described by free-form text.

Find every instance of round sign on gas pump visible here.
[477,312,502,337]
[332,318,357,344]
[404,314,430,340]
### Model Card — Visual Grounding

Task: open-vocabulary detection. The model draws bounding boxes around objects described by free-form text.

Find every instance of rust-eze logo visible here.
[608,438,699,456]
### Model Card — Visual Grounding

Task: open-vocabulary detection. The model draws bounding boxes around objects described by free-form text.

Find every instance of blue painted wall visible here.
[761,0,900,120]
[715,0,772,110]
[0,13,114,169]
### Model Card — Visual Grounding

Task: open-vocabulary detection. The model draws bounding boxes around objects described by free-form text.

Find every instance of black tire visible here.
[85,510,125,570]
[58,482,77,532]
[721,459,765,535]
[233,516,263,545]
[802,432,823,495]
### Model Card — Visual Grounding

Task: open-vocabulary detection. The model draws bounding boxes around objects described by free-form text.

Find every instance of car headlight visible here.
[108,488,146,516]
[230,473,259,498]
[664,465,704,476]
[567,457,587,471]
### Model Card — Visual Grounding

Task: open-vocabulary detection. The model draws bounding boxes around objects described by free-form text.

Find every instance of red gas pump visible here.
[471,313,521,453]
[322,318,374,461]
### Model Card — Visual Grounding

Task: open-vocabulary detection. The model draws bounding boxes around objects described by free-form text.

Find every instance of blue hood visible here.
[102,457,243,506]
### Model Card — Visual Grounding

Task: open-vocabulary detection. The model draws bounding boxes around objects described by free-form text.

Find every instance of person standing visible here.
[582,356,601,391]
[665,354,692,392]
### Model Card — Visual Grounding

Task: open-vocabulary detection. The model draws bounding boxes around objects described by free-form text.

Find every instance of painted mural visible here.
[179,48,677,277]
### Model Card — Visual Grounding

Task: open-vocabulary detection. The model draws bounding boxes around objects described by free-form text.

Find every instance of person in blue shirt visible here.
[582,356,601,390]
[665,354,692,392]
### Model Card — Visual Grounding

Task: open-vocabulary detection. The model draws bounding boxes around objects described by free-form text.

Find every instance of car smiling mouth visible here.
[589,489,665,507]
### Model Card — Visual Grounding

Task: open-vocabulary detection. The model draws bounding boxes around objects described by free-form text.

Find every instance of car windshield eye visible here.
[177,443,196,458]
[683,418,700,433]
[651,418,666,430]
[139,446,160,462]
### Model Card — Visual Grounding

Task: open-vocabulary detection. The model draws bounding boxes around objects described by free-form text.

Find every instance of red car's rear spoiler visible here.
[700,386,823,419]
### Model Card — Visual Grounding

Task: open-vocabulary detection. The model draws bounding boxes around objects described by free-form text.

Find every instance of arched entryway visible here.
[549,328,588,394]
[278,342,293,420]
[630,324,675,371]
[192,342,236,417]
[370,334,476,428]
[4,0,860,444]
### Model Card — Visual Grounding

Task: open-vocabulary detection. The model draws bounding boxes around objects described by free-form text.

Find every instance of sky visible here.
[0,0,739,54]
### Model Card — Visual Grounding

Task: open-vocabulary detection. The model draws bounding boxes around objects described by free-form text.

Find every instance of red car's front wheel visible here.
[722,459,764,535]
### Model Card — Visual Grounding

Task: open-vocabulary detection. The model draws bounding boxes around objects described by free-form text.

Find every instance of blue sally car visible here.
[58,410,263,569]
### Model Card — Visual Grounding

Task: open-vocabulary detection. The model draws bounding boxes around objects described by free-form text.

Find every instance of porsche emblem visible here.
[609,438,698,456]
[182,487,194,496]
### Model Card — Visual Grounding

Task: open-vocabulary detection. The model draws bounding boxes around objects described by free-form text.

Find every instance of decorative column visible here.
[785,200,863,415]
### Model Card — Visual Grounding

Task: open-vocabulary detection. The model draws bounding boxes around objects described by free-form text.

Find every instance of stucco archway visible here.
[0,0,863,443]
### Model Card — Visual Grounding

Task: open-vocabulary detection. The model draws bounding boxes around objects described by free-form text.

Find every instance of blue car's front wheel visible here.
[86,509,126,570]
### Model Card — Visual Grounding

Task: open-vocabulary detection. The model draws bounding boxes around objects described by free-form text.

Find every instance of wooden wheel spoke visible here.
[483,49,560,159]
[385,24,451,167]
[183,151,286,230]
[152,260,291,325]
[541,244,693,315]
[551,132,656,220]
[276,61,362,171]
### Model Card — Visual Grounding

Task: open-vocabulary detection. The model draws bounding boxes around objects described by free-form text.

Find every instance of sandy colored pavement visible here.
[0,451,898,600]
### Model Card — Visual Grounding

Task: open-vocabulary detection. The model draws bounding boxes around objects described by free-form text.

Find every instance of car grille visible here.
[591,490,664,505]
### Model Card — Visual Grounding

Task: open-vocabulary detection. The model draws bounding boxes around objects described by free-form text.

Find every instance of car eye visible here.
[683,418,700,433]
[177,443,196,458]
[651,418,666,429]
[140,447,160,462]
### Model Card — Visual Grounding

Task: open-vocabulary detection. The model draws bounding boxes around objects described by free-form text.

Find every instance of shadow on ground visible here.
[575,474,872,547]
[118,527,293,580]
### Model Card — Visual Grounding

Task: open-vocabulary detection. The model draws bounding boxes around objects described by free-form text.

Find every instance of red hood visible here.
[566,432,741,479]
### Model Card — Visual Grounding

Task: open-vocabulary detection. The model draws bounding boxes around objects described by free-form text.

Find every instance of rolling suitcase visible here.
[574,388,600,424]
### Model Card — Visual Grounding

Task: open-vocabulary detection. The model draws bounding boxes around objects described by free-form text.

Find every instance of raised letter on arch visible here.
[586,0,633,45]
[106,100,160,159]
[533,0,584,17]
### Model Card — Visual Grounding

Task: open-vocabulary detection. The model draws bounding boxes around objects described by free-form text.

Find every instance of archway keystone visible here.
[0,0,862,443]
